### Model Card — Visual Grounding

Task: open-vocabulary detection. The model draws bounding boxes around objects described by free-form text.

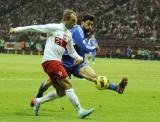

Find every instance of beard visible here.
[82,27,92,38]
[83,27,91,33]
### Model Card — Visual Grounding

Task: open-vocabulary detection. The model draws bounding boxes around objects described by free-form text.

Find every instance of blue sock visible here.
[107,81,117,91]
[36,81,48,98]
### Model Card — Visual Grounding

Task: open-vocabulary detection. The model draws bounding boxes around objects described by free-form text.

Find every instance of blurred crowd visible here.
[97,0,159,48]
[0,0,159,56]
[105,46,160,60]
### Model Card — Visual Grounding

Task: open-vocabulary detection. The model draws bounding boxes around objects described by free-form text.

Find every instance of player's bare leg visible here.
[36,79,52,98]
[30,78,52,107]
[79,65,128,93]
[58,77,94,119]
[79,65,97,82]
[33,76,94,118]
[34,82,65,116]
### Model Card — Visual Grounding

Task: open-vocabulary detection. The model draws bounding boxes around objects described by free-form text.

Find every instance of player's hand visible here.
[74,59,83,65]
[9,28,15,34]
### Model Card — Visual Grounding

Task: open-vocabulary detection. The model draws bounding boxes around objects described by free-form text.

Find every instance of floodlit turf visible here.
[0,54,160,122]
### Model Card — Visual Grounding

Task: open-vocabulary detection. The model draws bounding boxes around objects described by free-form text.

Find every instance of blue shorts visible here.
[91,50,96,56]
[62,56,87,78]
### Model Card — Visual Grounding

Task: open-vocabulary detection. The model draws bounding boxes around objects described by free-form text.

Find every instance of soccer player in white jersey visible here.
[10,9,94,119]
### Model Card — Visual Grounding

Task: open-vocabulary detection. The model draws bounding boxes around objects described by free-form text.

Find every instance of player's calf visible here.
[36,81,50,98]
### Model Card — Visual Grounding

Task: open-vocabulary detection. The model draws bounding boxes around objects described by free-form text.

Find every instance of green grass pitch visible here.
[0,54,160,122]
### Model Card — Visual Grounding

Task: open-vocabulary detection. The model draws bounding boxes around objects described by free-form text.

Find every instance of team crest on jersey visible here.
[57,71,63,77]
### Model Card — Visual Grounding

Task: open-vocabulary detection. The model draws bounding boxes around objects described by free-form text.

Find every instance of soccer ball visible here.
[96,76,109,90]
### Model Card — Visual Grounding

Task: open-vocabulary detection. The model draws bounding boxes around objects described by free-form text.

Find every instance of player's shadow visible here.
[13,111,34,116]
[12,108,64,117]
[12,108,36,116]
[13,108,96,120]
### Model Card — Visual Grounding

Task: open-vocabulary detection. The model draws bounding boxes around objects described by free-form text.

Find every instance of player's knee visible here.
[57,90,66,97]
[45,79,52,87]
[61,78,73,90]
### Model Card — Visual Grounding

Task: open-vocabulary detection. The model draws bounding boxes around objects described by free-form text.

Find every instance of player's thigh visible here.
[52,82,65,97]
[57,76,72,90]
[79,65,98,82]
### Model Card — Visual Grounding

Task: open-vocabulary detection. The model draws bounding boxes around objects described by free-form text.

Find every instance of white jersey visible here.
[14,23,83,63]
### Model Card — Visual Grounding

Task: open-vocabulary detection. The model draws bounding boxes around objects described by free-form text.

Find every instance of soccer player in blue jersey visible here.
[31,14,128,107]
[85,34,99,64]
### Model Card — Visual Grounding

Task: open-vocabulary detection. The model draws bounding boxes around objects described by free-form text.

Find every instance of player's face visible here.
[82,20,94,32]
[66,14,77,29]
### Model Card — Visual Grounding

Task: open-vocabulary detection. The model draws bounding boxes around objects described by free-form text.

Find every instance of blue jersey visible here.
[62,25,96,78]
[88,38,97,55]
[64,25,95,59]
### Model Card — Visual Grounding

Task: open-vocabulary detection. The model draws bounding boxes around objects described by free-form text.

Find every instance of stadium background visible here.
[0,0,160,59]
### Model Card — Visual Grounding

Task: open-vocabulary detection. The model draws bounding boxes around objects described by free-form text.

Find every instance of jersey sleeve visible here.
[66,35,83,61]
[14,24,57,33]
[71,26,96,53]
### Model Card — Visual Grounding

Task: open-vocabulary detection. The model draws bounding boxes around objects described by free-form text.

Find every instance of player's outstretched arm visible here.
[9,25,48,33]
[67,37,83,64]
[9,24,58,34]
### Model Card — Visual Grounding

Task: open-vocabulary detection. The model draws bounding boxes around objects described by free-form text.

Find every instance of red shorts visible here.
[42,60,68,82]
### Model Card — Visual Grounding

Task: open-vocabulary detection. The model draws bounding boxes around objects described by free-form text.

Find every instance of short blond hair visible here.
[63,9,76,21]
